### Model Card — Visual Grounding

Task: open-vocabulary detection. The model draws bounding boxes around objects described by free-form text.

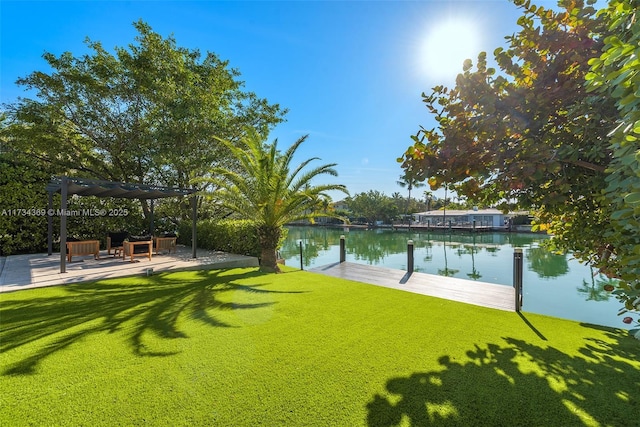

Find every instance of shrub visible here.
[178,219,264,257]
[0,154,54,255]
[64,196,147,247]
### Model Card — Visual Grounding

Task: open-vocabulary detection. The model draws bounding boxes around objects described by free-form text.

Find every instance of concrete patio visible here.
[0,246,259,293]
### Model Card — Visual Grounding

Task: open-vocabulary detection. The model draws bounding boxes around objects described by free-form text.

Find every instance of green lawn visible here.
[1,267,639,426]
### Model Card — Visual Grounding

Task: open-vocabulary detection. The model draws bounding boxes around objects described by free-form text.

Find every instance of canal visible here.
[280,226,625,329]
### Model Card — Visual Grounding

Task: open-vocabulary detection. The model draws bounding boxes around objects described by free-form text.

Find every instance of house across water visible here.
[411,208,530,230]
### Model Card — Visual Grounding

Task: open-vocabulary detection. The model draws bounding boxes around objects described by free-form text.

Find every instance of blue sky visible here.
[1,0,554,201]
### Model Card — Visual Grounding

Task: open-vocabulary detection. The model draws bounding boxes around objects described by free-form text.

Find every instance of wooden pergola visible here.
[46,176,197,273]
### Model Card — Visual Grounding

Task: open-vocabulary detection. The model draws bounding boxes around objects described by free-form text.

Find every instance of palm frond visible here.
[204,129,348,269]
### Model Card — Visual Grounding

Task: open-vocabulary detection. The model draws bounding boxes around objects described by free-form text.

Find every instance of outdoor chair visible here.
[154,233,177,255]
[123,235,153,262]
[66,238,100,263]
[107,231,129,257]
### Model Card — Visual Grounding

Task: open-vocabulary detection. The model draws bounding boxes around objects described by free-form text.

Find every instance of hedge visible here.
[178,219,262,258]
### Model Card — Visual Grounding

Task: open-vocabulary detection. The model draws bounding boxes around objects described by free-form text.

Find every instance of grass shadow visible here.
[367,327,640,426]
[0,268,301,375]
[517,311,547,341]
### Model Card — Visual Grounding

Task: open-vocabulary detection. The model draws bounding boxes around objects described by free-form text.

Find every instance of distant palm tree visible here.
[397,170,425,226]
[423,190,433,211]
[203,129,348,272]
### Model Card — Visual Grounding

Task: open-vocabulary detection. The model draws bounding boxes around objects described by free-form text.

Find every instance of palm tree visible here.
[397,170,425,227]
[423,190,433,211]
[203,129,348,272]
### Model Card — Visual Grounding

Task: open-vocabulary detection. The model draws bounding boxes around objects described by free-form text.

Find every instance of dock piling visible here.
[407,240,414,273]
[299,241,304,270]
[513,248,523,311]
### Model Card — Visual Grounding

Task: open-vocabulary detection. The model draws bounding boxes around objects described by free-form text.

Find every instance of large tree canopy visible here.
[585,0,640,325]
[346,190,399,225]
[399,0,639,319]
[2,20,286,202]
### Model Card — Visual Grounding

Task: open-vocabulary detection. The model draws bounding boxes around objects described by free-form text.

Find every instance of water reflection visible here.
[526,247,569,278]
[282,226,551,278]
[280,227,339,268]
[577,266,614,302]
[281,226,623,328]
[438,237,459,277]
[463,237,482,281]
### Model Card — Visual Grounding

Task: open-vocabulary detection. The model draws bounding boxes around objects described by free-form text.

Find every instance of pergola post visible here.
[149,199,155,236]
[191,194,197,259]
[59,176,68,273]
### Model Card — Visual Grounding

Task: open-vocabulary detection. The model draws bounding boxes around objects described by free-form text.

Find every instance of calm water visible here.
[281,226,625,329]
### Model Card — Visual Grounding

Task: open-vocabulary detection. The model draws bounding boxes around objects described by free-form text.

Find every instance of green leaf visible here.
[619,92,640,107]
[584,71,598,81]
[624,192,640,204]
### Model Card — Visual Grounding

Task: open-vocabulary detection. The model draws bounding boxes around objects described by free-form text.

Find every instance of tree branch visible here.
[563,159,606,173]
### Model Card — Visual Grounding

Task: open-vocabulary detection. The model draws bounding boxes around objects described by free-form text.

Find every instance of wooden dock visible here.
[309,262,516,311]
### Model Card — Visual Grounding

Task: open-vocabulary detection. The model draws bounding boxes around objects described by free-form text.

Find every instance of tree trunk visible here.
[257,225,282,273]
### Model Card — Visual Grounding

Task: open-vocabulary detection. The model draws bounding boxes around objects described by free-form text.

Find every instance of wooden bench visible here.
[154,236,177,255]
[66,240,100,263]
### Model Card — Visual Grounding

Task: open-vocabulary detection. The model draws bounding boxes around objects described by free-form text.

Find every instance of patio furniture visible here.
[107,231,129,258]
[47,176,198,274]
[123,236,153,262]
[154,235,177,255]
[66,240,100,263]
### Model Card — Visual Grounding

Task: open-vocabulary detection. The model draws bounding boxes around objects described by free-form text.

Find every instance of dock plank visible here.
[309,262,515,311]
